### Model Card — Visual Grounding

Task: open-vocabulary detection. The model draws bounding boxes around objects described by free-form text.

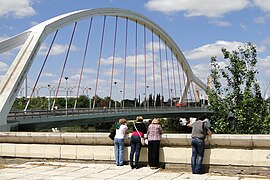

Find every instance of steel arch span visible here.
[0,8,206,130]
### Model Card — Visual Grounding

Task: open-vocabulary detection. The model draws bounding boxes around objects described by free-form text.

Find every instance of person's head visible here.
[119,118,127,124]
[136,116,143,122]
[197,114,206,121]
[152,118,159,124]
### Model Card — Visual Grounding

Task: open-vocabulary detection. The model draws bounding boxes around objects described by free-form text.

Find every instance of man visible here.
[187,114,212,174]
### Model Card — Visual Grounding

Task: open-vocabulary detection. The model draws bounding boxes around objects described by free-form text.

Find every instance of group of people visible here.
[113,116,163,169]
[113,114,211,174]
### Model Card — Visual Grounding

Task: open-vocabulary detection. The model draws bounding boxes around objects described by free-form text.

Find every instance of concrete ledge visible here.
[0,143,269,167]
[0,132,270,149]
[0,132,270,168]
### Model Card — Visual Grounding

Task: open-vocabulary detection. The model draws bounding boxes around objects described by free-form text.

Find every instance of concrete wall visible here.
[0,132,269,167]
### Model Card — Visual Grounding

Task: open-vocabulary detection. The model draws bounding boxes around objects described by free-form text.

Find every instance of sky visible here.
[1,0,270,100]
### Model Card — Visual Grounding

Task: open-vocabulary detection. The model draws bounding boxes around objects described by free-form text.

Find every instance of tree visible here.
[207,43,269,134]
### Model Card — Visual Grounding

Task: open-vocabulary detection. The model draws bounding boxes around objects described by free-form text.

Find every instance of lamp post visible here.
[146,85,149,110]
[170,88,173,107]
[48,84,51,110]
[114,82,117,111]
[120,90,123,109]
[64,77,68,115]
[88,87,92,109]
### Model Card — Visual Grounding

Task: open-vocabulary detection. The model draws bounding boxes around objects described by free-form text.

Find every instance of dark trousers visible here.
[148,140,160,167]
[191,137,205,174]
[130,136,142,168]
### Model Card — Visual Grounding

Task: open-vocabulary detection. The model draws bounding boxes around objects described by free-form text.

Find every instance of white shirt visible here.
[114,124,128,139]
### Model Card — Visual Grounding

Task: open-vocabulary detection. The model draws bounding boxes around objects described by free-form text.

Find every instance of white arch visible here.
[0,8,206,130]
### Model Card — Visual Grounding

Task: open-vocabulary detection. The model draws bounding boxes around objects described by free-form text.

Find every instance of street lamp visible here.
[64,76,68,114]
[48,84,51,110]
[88,87,92,109]
[114,82,117,111]
[146,85,149,110]
[120,90,123,109]
[170,88,173,107]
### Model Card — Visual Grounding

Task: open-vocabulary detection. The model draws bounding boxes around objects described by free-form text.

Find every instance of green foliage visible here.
[207,43,269,134]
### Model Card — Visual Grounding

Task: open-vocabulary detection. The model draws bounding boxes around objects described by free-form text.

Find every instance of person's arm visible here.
[142,124,147,134]
[122,124,129,134]
[206,128,212,136]
[159,125,163,134]
[187,122,193,127]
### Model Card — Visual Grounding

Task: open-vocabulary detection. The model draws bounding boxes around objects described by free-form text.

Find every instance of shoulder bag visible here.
[133,122,148,146]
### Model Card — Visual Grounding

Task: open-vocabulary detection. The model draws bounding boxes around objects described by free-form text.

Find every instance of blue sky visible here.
[1,0,270,99]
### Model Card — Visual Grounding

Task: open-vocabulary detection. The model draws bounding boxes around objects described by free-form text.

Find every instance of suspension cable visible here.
[24,30,59,112]
[186,70,192,105]
[109,16,118,109]
[134,20,138,107]
[176,54,182,99]
[93,16,106,109]
[191,81,197,104]
[123,17,128,109]
[165,42,171,106]
[171,49,177,100]
[51,22,77,110]
[182,62,187,104]
[144,24,147,108]
[158,35,164,106]
[151,30,156,107]
[74,18,93,109]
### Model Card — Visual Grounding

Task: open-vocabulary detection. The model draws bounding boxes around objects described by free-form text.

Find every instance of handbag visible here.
[133,122,148,146]
[108,128,116,140]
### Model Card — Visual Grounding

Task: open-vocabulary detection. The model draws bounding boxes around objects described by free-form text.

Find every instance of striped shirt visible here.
[147,124,163,141]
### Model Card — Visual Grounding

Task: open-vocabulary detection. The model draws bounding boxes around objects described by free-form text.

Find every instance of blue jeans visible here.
[130,136,141,168]
[191,137,205,174]
[114,138,124,166]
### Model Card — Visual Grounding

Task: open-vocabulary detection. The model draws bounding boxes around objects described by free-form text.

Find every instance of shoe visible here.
[130,165,135,169]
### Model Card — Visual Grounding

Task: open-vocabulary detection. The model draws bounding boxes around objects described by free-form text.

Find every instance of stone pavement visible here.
[0,161,268,180]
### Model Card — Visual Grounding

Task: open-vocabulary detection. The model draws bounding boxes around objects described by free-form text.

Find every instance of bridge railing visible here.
[7,106,210,121]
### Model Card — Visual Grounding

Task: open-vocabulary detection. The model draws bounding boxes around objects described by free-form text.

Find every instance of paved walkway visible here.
[0,161,268,180]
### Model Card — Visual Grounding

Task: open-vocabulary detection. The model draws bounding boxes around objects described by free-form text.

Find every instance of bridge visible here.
[0,8,209,131]
[7,107,213,130]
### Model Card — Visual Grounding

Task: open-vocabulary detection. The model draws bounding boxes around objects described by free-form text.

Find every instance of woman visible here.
[130,116,147,169]
[147,118,163,169]
[114,118,128,166]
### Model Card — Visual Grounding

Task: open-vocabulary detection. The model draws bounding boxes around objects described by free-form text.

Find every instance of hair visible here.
[197,114,206,121]
[152,118,159,124]
[119,118,127,124]
[136,116,143,122]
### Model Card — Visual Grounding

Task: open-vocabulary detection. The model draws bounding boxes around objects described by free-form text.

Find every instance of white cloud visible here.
[191,63,211,83]
[0,25,14,30]
[0,61,8,72]
[185,40,246,60]
[145,0,250,18]
[208,20,231,27]
[253,0,270,12]
[30,21,39,26]
[42,72,56,77]
[0,36,8,42]
[0,0,36,18]
[239,23,248,30]
[38,43,78,56]
[257,56,270,77]
[253,16,266,23]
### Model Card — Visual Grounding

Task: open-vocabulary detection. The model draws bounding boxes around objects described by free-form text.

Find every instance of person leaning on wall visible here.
[130,116,147,169]
[147,118,163,169]
[187,114,212,174]
[114,118,129,166]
